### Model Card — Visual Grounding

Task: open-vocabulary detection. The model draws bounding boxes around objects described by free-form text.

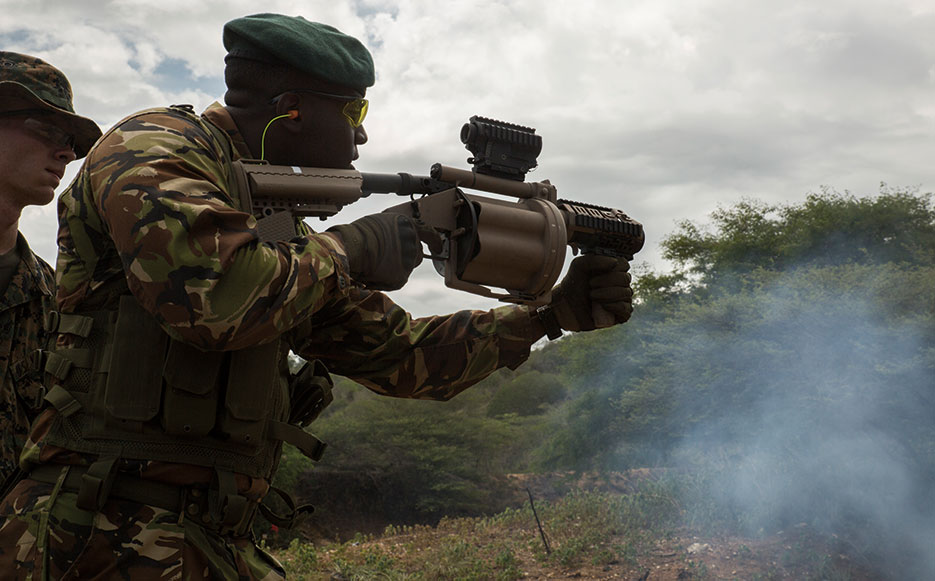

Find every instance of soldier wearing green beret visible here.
[0,52,101,493]
[0,14,633,579]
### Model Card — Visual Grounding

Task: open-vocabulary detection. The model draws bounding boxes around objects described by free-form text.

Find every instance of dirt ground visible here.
[516,528,875,580]
[498,472,880,580]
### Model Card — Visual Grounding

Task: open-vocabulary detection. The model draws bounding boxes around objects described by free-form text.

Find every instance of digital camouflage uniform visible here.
[0,101,539,580]
[0,236,54,485]
[0,50,99,505]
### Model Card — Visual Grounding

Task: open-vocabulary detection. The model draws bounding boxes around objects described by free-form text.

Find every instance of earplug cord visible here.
[260,113,295,161]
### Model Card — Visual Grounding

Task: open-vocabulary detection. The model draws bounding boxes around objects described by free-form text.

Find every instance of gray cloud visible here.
[5,0,935,316]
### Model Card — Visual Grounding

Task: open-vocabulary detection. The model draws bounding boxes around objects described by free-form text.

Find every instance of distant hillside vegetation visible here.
[271,185,935,580]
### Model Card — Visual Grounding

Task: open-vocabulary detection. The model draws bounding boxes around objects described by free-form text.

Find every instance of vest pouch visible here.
[104,296,168,427]
[162,340,224,437]
[218,341,280,449]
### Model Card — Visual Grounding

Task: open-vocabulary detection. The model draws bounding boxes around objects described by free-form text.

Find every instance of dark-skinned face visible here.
[262,82,368,169]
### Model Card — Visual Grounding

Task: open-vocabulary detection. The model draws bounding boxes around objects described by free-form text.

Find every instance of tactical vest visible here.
[37,105,332,529]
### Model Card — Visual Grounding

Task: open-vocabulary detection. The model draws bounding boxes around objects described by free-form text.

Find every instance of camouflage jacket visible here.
[22,103,538,485]
[0,235,54,483]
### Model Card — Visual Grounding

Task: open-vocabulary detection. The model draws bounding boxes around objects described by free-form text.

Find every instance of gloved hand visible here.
[547,254,633,334]
[328,214,423,291]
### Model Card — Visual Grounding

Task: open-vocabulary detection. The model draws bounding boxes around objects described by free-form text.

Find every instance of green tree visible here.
[656,186,935,296]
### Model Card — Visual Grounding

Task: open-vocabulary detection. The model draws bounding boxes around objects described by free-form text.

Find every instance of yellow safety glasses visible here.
[270,89,369,128]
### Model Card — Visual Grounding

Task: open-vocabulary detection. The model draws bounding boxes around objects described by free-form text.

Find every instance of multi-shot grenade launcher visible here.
[232,116,644,306]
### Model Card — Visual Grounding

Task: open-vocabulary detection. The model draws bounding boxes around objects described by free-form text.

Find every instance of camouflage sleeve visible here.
[290,289,542,400]
[59,110,351,350]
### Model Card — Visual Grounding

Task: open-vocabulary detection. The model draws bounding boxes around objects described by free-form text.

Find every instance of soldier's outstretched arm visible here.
[289,254,633,399]
[290,288,542,400]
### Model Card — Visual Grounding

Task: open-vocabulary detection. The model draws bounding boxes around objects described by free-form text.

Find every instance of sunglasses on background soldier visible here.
[0,109,77,152]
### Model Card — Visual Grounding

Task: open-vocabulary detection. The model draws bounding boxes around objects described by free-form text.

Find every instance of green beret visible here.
[223,14,374,89]
[0,51,102,158]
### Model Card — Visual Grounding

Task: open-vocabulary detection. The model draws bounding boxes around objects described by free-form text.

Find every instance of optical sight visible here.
[461,115,542,181]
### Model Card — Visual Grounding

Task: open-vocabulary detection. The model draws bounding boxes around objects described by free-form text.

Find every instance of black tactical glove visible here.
[328,214,423,291]
[539,254,633,337]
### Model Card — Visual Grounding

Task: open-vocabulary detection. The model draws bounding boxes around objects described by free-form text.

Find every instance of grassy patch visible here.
[273,473,875,579]
[275,479,681,579]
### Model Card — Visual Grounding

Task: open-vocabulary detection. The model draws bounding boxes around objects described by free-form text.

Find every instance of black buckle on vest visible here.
[43,310,61,333]
[288,360,334,427]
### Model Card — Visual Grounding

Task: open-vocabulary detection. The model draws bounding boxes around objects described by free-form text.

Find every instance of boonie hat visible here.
[0,51,102,157]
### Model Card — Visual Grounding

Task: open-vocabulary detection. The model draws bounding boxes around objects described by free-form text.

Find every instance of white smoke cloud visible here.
[655,269,935,578]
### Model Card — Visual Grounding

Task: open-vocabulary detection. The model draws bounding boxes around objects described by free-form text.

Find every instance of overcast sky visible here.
[5,0,935,317]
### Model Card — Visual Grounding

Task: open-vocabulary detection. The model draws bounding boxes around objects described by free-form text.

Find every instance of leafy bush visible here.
[486,370,566,417]
[308,388,548,522]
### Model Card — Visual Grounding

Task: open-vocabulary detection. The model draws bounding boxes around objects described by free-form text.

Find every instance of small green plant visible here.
[362,547,395,572]
[589,547,618,566]
[687,559,710,579]
[329,548,403,581]
[283,538,319,576]
[493,548,522,581]
[417,538,492,580]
